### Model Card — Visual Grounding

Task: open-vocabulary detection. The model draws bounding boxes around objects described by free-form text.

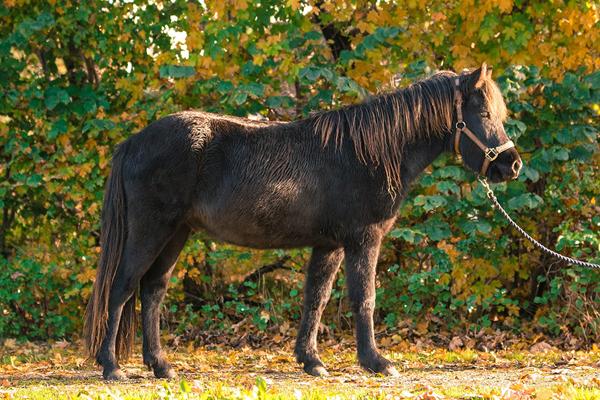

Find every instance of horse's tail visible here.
[84,141,136,362]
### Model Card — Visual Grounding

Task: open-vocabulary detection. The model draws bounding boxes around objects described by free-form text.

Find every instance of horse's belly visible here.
[189,185,335,249]
[190,213,323,249]
[200,222,317,249]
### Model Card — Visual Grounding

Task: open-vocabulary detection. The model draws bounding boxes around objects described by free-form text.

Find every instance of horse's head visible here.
[454,63,522,182]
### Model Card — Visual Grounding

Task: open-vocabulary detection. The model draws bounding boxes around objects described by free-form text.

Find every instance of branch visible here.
[311,1,353,61]
[237,255,294,294]
[84,56,99,87]
[34,48,51,80]
[0,164,12,258]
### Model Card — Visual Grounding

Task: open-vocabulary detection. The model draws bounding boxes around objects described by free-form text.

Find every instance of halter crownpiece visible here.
[453,77,515,176]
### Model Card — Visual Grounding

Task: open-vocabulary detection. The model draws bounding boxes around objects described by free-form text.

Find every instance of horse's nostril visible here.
[512,159,522,176]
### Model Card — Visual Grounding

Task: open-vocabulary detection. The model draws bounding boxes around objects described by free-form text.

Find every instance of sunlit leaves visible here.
[0,0,598,343]
[44,87,70,110]
[48,118,67,140]
[413,195,447,212]
[159,65,196,79]
[298,66,334,82]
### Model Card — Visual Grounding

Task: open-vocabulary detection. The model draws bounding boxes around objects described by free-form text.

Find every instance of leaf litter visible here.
[0,339,599,399]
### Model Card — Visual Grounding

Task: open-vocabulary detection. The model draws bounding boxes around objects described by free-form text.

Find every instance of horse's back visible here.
[119,110,277,186]
[117,110,392,249]
[189,115,340,248]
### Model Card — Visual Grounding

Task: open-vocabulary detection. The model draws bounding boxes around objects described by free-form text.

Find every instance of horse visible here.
[84,63,522,380]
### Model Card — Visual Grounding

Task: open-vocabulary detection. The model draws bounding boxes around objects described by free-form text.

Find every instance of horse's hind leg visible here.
[97,218,182,380]
[294,247,344,376]
[141,226,190,378]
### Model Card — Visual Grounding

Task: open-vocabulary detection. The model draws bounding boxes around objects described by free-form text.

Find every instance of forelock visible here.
[480,78,508,122]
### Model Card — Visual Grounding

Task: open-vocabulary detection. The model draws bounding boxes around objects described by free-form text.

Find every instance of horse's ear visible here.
[474,62,487,89]
[486,66,493,80]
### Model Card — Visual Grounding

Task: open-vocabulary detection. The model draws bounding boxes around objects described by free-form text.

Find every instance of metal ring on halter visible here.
[456,121,466,130]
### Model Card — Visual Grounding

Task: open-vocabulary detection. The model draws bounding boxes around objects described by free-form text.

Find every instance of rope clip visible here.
[478,176,494,199]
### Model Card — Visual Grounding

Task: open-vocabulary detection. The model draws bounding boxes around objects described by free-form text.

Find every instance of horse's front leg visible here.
[344,232,399,376]
[294,247,344,376]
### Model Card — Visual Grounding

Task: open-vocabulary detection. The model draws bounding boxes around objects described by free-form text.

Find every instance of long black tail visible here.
[83,141,136,361]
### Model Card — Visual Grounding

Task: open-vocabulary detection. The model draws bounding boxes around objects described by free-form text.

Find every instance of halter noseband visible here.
[453,78,514,176]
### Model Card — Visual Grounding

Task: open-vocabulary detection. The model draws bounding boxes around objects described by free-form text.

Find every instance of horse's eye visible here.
[480,111,490,118]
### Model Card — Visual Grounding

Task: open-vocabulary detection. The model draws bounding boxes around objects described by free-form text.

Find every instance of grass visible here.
[1,341,600,399]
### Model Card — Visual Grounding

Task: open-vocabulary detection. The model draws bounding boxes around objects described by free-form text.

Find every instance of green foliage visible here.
[0,257,79,338]
[0,1,598,344]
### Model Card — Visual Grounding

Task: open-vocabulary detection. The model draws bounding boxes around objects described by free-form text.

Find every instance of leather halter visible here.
[453,78,515,176]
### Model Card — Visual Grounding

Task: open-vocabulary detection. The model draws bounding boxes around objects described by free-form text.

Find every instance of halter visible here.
[453,78,515,176]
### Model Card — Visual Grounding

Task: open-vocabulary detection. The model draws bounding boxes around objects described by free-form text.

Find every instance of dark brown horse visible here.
[84,64,522,380]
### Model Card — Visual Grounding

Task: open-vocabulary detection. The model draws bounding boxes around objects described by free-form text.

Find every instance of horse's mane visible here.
[311,70,506,192]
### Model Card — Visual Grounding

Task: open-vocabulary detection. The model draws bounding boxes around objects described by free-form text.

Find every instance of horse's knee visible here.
[350,297,375,315]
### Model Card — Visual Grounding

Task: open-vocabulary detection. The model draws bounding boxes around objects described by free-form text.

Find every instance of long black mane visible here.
[311,70,506,191]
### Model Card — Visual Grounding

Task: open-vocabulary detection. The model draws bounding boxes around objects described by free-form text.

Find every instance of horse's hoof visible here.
[304,364,329,377]
[360,354,398,377]
[380,365,400,377]
[154,366,177,379]
[104,369,127,381]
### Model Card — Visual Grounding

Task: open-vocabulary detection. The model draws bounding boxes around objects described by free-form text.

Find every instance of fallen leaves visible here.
[402,386,446,400]
[529,342,554,354]
[447,336,463,352]
[0,341,600,399]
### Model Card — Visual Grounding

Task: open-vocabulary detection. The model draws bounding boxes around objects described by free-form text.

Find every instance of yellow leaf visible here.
[287,0,299,11]
[497,0,513,12]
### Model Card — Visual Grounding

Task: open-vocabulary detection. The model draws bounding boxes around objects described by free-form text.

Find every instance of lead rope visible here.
[478,177,600,269]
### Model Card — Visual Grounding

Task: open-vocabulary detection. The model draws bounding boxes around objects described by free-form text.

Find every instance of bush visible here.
[0,1,597,343]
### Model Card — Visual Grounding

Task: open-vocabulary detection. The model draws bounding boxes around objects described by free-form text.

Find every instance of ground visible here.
[1,339,599,399]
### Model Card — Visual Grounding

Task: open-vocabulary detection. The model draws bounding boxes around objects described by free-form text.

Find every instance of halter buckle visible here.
[456,121,466,130]
[484,148,499,161]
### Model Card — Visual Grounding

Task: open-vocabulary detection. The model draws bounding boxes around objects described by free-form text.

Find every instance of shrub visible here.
[0,1,597,342]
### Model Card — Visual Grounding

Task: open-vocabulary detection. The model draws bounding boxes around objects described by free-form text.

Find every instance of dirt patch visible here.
[1,343,599,399]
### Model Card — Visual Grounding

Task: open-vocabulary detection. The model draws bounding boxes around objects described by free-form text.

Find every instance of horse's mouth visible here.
[487,163,518,183]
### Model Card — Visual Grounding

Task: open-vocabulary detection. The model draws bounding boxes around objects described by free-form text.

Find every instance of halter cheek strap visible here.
[453,78,514,176]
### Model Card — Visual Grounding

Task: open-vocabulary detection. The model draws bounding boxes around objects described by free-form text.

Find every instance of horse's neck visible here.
[397,132,451,193]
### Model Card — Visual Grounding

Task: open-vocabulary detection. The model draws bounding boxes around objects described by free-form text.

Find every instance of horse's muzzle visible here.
[488,148,522,182]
